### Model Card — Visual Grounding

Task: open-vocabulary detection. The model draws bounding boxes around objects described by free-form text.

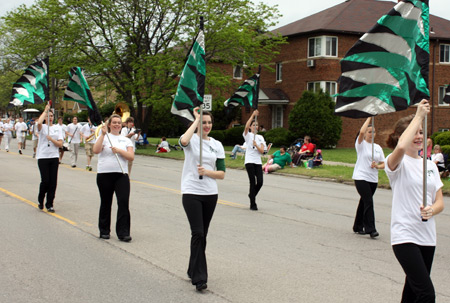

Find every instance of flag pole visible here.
[199,106,203,180]
[254,65,261,142]
[422,116,428,221]
[47,100,52,147]
[198,16,204,180]
[371,116,375,162]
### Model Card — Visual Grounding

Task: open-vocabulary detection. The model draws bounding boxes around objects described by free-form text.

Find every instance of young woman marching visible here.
[179,108,225,291]
[93,114,134,242]
[243,110,266,210]
[385,100,444,302]
[36,103,64,212]
[352,117,385,238]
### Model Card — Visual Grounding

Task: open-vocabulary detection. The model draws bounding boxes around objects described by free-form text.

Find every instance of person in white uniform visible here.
[29,118,39,158]
[3,118,13,152]
[352,117,385,238]
[93,114,134,242]
[36,104,64,212]
[385,100,444,302]
[80,118,97,171]
[243,110,266,210]
[57,117,67,163]
[120,117,139,175]
[14,117,27,154]
[179,108,225,292]
[66,116,81,167]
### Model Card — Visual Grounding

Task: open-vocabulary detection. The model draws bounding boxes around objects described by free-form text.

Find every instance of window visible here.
[307,81,337,101]
[272,105,283,128]
[276,62,282,82]
[308,36,337,57]
[440,44,450,63]
[438,86,449,106]
[233,65,243,79]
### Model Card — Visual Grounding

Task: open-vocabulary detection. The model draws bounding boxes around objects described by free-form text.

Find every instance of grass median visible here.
[136,139,450,195]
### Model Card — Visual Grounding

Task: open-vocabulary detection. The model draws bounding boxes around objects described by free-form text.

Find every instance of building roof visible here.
[259,88,290,104]
[273,0,450,40]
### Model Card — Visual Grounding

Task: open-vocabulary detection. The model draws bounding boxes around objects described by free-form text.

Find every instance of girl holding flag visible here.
[179,107,225,291]
[385,100,444,302]
[243,110,266,210]
[352,117,385,238]
[36,103,64,212]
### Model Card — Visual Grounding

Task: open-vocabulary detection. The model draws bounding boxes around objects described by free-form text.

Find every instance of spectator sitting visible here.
[156,136,171,153]
[262,145,293,173]
[137,134,144,146]
[307,149,323,169]
[230,142,247,159]
[292,135,315,165]
[431,144,445,173]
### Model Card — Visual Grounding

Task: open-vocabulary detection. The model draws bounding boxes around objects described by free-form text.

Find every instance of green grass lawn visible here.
[137,139,450,195]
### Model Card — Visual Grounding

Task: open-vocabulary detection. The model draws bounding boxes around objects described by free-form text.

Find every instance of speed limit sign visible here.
[202,94,212,111]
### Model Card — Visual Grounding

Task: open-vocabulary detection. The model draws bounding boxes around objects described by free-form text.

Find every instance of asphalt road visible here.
[1,144,449,303]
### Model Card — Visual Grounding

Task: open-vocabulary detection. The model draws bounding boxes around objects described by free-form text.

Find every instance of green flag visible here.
[63,67,102,126]
[171,28,206,125]
[224,72,260,112]
[10,58,49,106]
[335,0,429,118]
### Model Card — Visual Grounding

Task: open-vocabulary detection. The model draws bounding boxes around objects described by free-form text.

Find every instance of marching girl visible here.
[179,108,225,291]
[36,103,64,212]
[385,100,444,302]
[352,117,385,238]
[243,110,266,210]
[93,114,134,242]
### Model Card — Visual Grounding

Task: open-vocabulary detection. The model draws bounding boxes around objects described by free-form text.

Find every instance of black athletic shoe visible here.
[118,236,132,242]
[196,282,207,291]
[47,207,55,213]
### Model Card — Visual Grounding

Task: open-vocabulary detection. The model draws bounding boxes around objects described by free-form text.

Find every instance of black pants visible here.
[245,163,263,206]
[353,180,378,234]
[393,243,436,302]
[97,173,131,238]
[37,158,59,209]
[182,194,217,285]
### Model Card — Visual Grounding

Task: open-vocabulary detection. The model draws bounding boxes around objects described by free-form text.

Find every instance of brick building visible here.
[245,0,450,148]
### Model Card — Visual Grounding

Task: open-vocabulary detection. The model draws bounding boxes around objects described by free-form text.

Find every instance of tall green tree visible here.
[0,0,285,134]
[289,90,342,148]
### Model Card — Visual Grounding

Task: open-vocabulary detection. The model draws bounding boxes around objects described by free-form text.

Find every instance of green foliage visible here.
[209,130,225,143]
[0,0,285,136]
[264,127,291,146]
[433,131,450,146]
[63,112,74,124]
[75,110,88,122]
[440,145,450,156]
[147,98,184,137]
[223,126,245,146]
[288,90,342,148]
[99,102,116,120]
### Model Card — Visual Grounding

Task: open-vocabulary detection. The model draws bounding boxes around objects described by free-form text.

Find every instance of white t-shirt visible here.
[431,153,445,169]
[243,132,267,165]
[80,123,97,144]
[385,154,443,246]
[58,123,67,140]
[180,133,225,195]
[97,134,133,174]
[30,123,39,140]
[120,127,138,150]
[0,122,3,134]
[352,137,385,183]
[15,122,27,137]
[3,123,13,136]
[160,140,170,151]
[66,123,82,143]
[36,124,64,159]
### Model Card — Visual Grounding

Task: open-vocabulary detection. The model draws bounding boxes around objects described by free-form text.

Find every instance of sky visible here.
[1,0,449,27]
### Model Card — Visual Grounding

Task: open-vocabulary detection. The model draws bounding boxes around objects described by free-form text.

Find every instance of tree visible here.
[0,0,285,134]
[288,90,342,148]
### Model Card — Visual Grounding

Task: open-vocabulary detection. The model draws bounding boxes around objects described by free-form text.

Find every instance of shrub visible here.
[209,130,225,143]
[433,131,450,146]
[223,126,245,146]
[288,90,342,148]
[440,145,450,156]
[264,127,290,146]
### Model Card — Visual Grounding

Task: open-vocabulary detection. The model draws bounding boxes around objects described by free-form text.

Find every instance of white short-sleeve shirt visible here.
[97,134,133,173]
[36,124,64,159]
[352,137,385,183]
[180,133,225,195]
[243,132,267,165]
[66,123,82,143]
[385,154,443,246]
[15,122,27,137]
